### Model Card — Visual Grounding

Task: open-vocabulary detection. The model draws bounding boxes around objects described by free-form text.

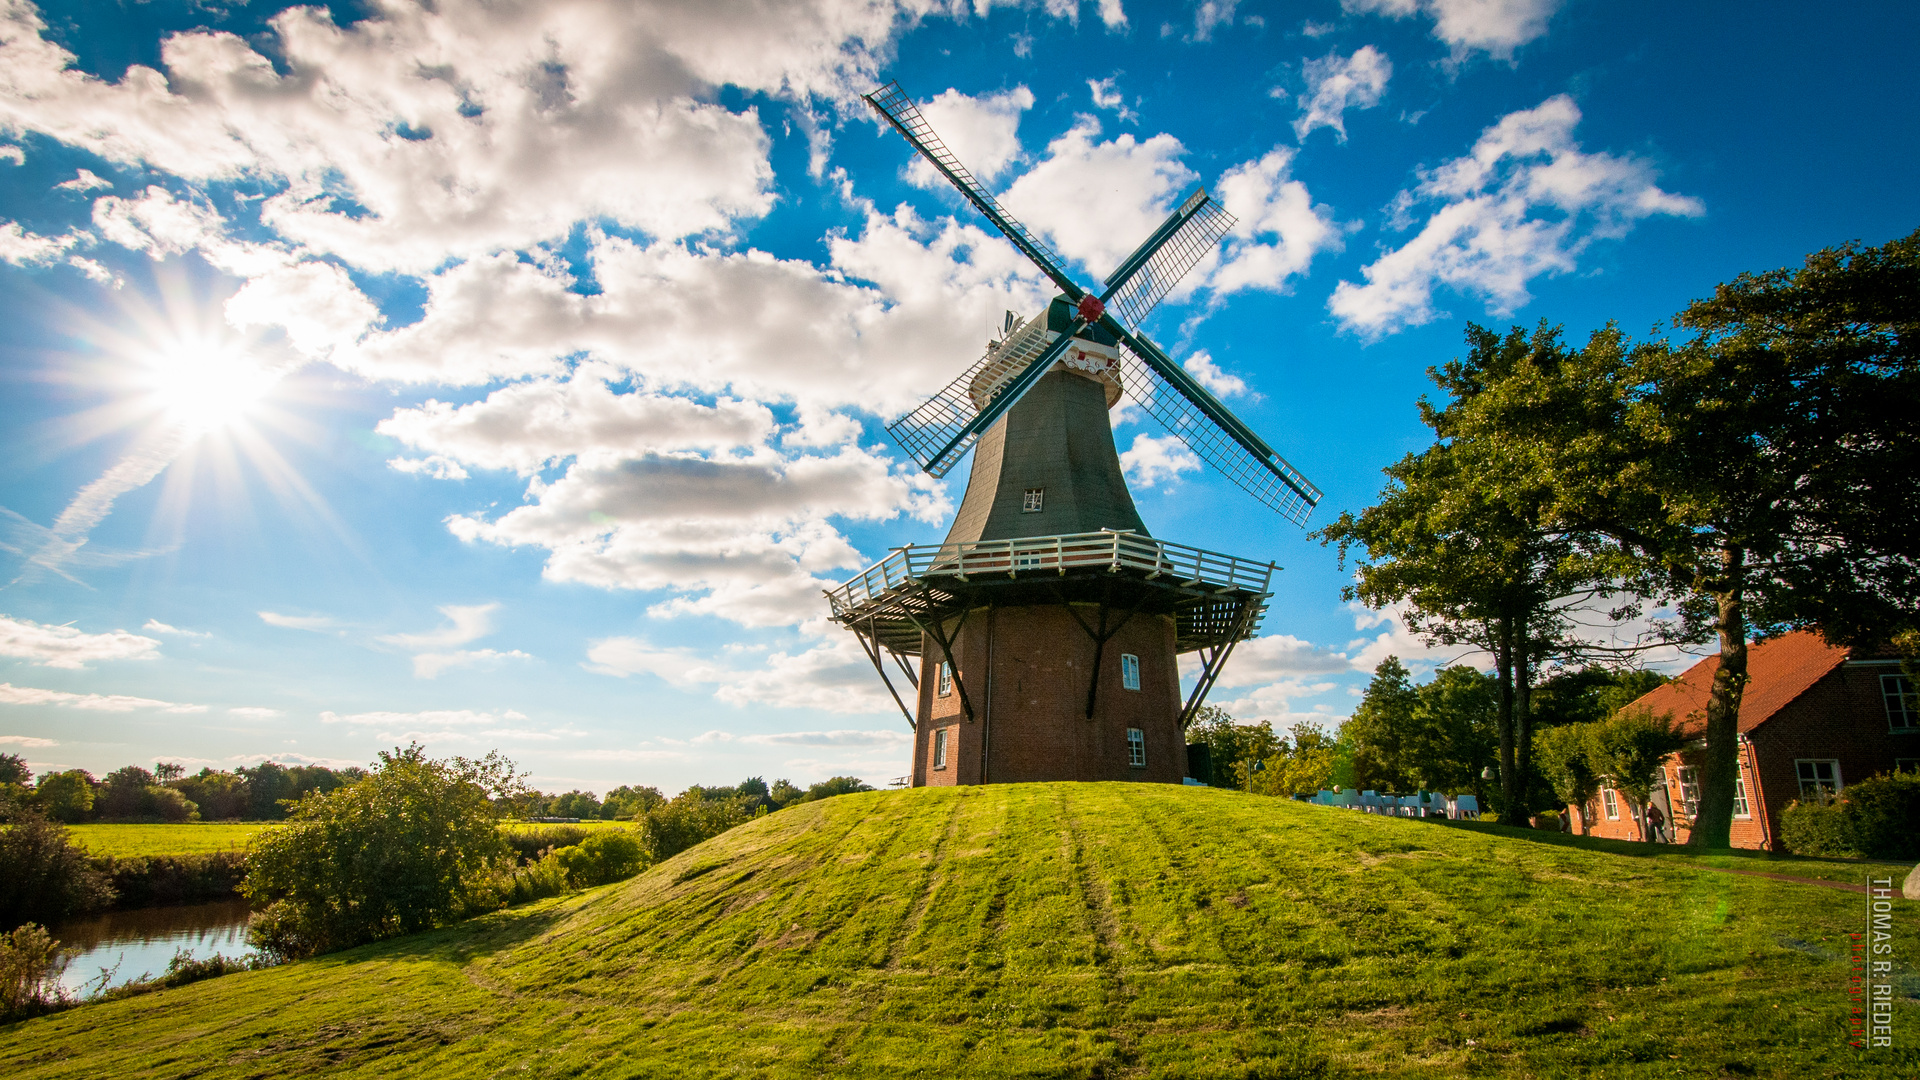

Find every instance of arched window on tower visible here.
[937,661,953,697]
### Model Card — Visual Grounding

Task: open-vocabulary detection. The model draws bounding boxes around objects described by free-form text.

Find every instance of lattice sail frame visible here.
[1103,189,1235,330]
[885,315,1056,478]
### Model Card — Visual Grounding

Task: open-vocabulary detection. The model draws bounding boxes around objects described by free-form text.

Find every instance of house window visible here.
[1602,788,1620,820]
[1733,776,1752,819]
[1022,488,1044,513]
[937,661,952,697]
[1676,766,1701,818]
[1126,727,1146,768]
[1120,653,1141,691]
[1883,674,1917,733]
[1795,759,1841,800]
[933,728,948,770]
[1895,758,1920,773]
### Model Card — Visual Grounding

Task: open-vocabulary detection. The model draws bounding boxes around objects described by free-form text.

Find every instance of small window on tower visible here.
[1126,727,1146,768]
[937,661,953,697]
[1022,488,1044,513]
[934,728,948,770]
[1120,653,1141,691]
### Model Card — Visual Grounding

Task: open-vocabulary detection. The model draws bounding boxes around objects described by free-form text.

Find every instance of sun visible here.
[139,337,280,435]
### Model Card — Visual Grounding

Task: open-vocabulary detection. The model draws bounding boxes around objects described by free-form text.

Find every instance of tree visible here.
[601,784,665,819]
[800,776,874,801]
[0,812,114,930]
[1236,724,1340,797]
[636,794,751,864]
[1185,706,1280,789]
[1410,665,1500,804]
[172,768,250,821]
[548,790,602,819]
[1534,724,1602,835]
[243,745,525,958]
[0,754,29,786]
[33,771,94,824]
[1453,233,1920,845]
[1341,658,1420,793]
[1586,710,1685,843]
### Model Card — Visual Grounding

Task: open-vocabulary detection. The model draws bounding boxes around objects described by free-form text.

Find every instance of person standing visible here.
[1646,802,1667,844]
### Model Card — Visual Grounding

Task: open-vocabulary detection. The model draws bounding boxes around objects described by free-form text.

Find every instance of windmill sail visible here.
[1101,188,1237,330]
[886,315,1059,477]
[1106,325,1321,524]
[864,83,1082,298]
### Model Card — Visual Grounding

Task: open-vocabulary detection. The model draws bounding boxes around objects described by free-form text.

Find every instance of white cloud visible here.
[0,681,203,712]
[691,728,910,747]
[54,167,110,191]
[321,708,528,727]
[0,220,83,266]
[411,648,535,680]
[229,706,283,719]
[1208,146,1342,296]
[587,632,894,714]
[1181,350,1247,397]
[258,611,337,632]
[908,86,1035,188]
[387,456,469,481]
[1192,0,1239,41]
[0,144,22,164]
[1003,116,1198,277]
[1343,0,1561,61]
[0,734,57,746]
[1119,433,1201,488]
[90,187,290,277]
[224,261,380,357]
[142,619,210,638]
[1329,95,1702,338]
[1095,0,1128,30]
[0,614,160,668]
[1087,76,1137,123]
[380,603,499,651]
[1294,46,1392,143]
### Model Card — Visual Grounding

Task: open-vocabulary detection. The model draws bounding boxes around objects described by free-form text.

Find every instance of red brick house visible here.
[1569,630,1917,849]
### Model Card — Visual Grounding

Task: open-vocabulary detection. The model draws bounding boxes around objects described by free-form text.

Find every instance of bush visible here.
[504,824,592,863]
[98,852,248,908]
[638,795,752,863]
[555,830,647,887]
[498,850,573,906]
[0,923,72,1021]
[33,771,95,824]
[242,746,522,959]
[0,812,114,930]
[1780,771,1920,860]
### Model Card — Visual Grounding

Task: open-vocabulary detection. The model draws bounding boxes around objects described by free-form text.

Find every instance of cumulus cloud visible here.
[1119,433,1202,489]
[1294,46,1392,142]
[1343,0,1561,61]
[0,681,204,712]
[1329,95,1702,338]
[1086,76,1137,123]
[1181,350,1247,397]
[587,632,894,714]
[0,144,21,164]
[1192,0,1239,41]
[0,220,83,267]
[1208,147,1342,296]
[1003,116,1198,277]
[54,167,110,191]
[0,614,160,668]
[224,261,381,357]
[907,86,1035,188]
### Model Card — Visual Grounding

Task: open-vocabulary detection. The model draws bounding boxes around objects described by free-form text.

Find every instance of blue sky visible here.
[1,0,1914,795]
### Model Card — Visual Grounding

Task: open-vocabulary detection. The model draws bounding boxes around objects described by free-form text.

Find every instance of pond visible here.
[53,898,257,996]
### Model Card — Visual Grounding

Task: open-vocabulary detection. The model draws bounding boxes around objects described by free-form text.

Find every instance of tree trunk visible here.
[1495,617,1522,825]
[1514,636,1534,821]
[1690,548,1749,849]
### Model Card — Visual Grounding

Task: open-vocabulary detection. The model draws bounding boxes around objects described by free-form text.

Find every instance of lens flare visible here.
[140,339,279,435]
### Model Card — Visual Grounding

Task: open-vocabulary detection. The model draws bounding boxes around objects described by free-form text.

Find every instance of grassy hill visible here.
[5,784,1914,1078]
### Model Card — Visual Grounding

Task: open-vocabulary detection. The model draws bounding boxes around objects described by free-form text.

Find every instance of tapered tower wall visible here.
[910,605,1187,787]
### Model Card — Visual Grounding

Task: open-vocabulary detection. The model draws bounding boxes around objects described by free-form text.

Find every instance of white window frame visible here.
[1602,788,1620,820]
[1022,488,1044,513]
[1882,674,1917,733]
[1676,765,1701,818]
[1126,727,1146,768]
[1732,775,1752,819]
[933,728,948,770]
[1894,758,1920,773]
[937,661,952,698]
[1795,759,1841,800]
[1120,653,1141,691]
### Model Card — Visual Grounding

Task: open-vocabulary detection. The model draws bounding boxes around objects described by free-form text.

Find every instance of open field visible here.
[64,823,276,858]
[6,784,1916,1078]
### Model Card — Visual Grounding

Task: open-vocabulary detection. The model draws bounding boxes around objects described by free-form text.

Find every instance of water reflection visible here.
[53,898,256,996]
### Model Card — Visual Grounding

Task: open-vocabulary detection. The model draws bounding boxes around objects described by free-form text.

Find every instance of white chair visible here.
[1453,794,1480,820]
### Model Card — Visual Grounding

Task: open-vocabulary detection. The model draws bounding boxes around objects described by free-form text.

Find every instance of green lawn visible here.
[64,822,276,857]
[7,785,1916,1078]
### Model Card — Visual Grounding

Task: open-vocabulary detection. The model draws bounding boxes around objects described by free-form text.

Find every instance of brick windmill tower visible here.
[827,84,1321,787]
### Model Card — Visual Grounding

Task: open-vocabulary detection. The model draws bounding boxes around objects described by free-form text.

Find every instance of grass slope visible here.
[65,823,275,857]
[7,785,1916,1078]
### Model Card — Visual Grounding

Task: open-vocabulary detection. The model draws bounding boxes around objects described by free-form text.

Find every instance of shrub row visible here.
[97,853,249,909]
[1779,771,1920,860]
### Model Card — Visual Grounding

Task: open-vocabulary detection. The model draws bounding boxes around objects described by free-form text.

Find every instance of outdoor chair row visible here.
[1307,789,1480,820]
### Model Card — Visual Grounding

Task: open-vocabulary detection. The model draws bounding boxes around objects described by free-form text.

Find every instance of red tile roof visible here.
[1621,630,1851,738]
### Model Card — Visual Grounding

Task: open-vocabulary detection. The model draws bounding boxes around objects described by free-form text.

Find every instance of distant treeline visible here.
[0,756,364,823]
[521,775,874,822]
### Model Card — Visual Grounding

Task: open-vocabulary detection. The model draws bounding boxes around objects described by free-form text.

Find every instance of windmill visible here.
[826,83,1322,787]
